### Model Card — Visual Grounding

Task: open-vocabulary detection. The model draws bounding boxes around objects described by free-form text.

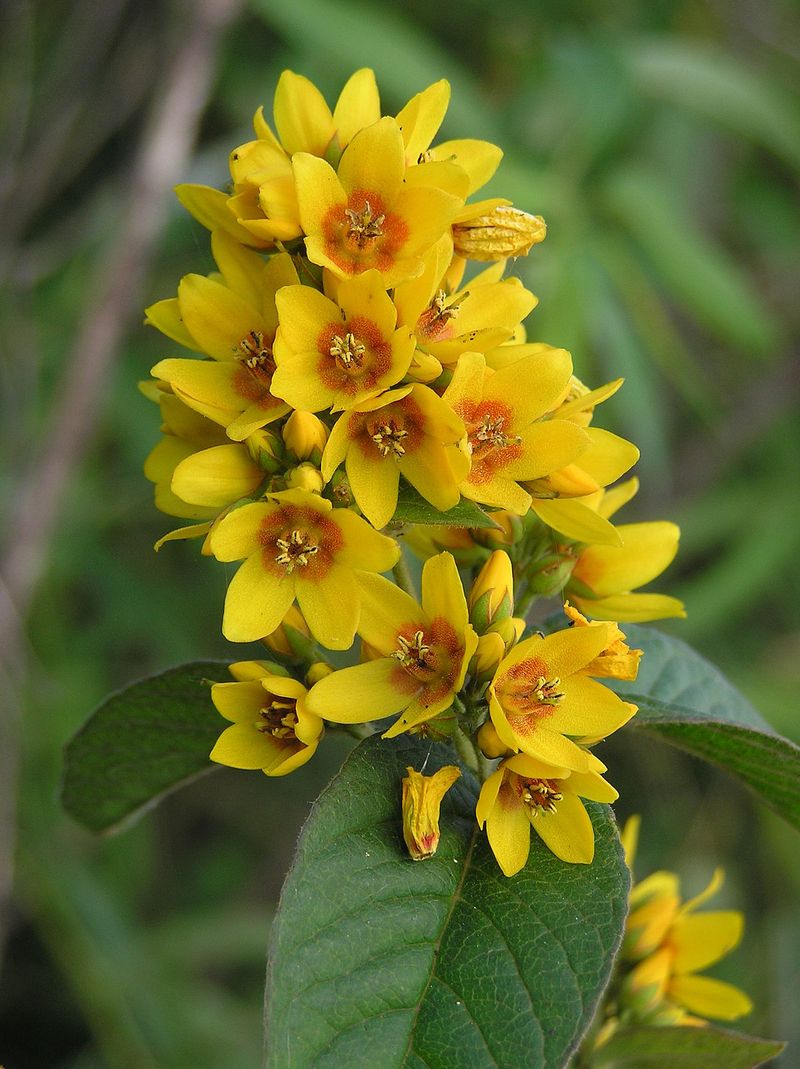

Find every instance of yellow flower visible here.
[452,204,547,261]
[321,383,468,529]
[621,858,753,1024]
[401,765,461,861]
[305,552,479,736]
[210,661,323,776]
[488,624,636,771]
[476,753,618,875]
[565,479,686,622]
[442,350,589,514]
[563,602,643,681]
[271,270,415,413]
[293,117,463,286]
[207,489,400,648]
[393,240,538,367]
[149,233,297,440]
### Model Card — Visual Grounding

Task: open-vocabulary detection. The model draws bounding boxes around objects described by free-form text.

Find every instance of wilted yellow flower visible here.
[452,205,547,261]
[563,602,642,681]
[401,765,461,860]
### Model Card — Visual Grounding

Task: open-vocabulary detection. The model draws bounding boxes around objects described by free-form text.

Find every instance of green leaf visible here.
[62,661,229,833]
[591,1024,785,1068]
[612,626,800,831]
[600,167,780,355]
[391,481,499,528]
[265,734,629,1069]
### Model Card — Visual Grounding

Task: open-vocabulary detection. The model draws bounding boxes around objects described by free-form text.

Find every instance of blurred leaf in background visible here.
[1,0,798,1065]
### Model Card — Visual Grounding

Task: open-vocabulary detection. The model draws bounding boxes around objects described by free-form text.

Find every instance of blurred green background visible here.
[1,0,798,1065]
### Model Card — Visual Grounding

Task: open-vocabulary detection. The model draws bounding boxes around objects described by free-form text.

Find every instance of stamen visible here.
[330,332,366,369]
[474,413,522,449]
[275,529,319,572]
[371,420,409,458]
[393,629,431,669]
[236,330,274,374]
[344,200,385,247]
[520,777,563,816]
[255,699,299,739]
[417,290,465,337]
[529,676,564,706]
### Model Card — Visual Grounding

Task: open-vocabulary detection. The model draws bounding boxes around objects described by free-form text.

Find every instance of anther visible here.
[393,630,431,669]
[344,200,385,247]
[371,421,409,458]
[330,332,366,369]
[275,529,319,572]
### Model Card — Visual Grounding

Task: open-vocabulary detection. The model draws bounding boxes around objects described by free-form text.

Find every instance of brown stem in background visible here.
[0,0,241,968]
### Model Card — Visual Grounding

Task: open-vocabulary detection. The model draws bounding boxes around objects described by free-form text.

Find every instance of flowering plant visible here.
[62,70,796,1068]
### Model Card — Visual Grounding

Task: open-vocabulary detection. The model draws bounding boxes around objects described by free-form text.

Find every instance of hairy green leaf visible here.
[265,735,629,1069]
[591,1024,785,1068]
[62,662,228,833]
[613,627,800,830]
[392,481,499,528]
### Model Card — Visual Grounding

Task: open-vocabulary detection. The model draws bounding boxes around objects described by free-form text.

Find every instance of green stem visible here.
[453,726,480,774]
[392,552,417,598]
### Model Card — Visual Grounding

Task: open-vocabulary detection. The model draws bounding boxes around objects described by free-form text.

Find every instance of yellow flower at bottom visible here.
[401,765,461,861]
[207,488,399,648]
[210,661,322,776]
[476,753,618,875]
[305,552,478,736]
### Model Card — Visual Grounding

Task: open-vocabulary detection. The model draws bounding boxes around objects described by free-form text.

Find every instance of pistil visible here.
[344,200,385,247]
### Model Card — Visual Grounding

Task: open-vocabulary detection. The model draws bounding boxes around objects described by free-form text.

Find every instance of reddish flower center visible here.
[516,776,563,815]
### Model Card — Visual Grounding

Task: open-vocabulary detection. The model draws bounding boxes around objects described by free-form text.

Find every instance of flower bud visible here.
[619,947,672,1017]
[470,631,506,680]
[246,428,283,473]
[476,511,525,549]
[468,551,514,633]
[477,719,513,759]
[305,661,334,686]
[489,615,525,651]
[453,206,547,262]
[285,463,325,494]
[282,411,329,462]
[524,552,578,599]
[401,765,461,861]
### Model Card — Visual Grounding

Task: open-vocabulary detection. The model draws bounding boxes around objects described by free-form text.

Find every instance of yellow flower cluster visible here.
[590,818,752,1048]
[142,69,686,877]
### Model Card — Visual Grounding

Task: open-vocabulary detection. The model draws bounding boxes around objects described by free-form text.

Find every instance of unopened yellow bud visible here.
[401,765,461,861]
[453,206,547,262]
[469,551,514,632]
[532,465,600,499]
[620,947,672,1017]
[282,411,329,462]
[246,428,283,472]
[305,661,334,686]
[261,605,312,660]
[477,720,513,759]
[471,631,506,680]
[476,511,525,549]
[490,616,525,651]
[285,463,325,494]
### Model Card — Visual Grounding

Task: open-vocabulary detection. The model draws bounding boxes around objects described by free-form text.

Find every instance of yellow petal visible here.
[305,657,408,722]
[580,428,640,486]
[668,974,753,1021]
[475,767,505,828]
[338,116,405,204]
[566,769,619,803]
[533,498,622,547]
[671,911,744,974]
[293,152,347,235]
[178,274,267,361]
[530,792,594,864]
[548,675,635,736]
[333,68,380,147]
[150,360,244,422]
[504,421,590,481]
[295,564,359,651]
[171,445,263,507]
[211,722,284,769]
[461,472,532,515]
[355,571,423,652]
[430,139,502,195]
[333,509,400,572]
[273,70,335,156]
[262,737,320,777]
[174,184,259,245]
[572,521,680,598]
[153,521,212,551]
[488,348,573,425]
[346,447,399,529]
[499,623,614,680]
[571,592,686,622]
[400,443,463,513]
[208,501,271,561]
[211,229,266,310]
[396,80,450,162]
[485,782,531,876]
[597,476,639,520]
[274,284,339,353]
[421,552,468,633]
[222,556,295,642]
[145,297,196,350]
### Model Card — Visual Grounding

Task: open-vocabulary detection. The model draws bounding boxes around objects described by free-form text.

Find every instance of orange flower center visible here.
[517,776,563,815]
[274,529,320,573]
[460,400,524,484]
[499,657,564,720]
[233,330,277,403]
[321,189,409,276]
[255,698,299,740]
